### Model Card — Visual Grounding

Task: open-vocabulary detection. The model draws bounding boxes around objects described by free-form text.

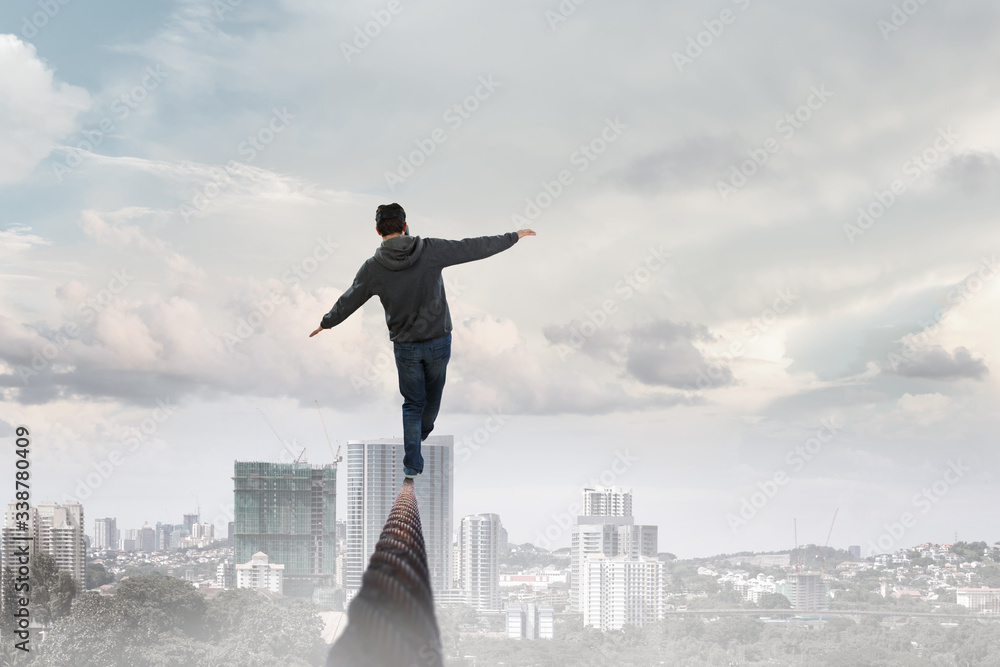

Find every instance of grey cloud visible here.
[890,346,988,380]
[625,320,734,389]
[940,150,1000,195]
[618,134,740,192]
[543,318,734,390]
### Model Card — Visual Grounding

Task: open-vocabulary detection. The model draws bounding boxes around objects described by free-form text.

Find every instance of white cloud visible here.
[0,35,91,184]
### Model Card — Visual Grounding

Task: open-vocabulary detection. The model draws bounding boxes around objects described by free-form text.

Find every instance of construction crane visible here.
[821,508,839,576]
[316,400,343,466]
[793,518,800,571]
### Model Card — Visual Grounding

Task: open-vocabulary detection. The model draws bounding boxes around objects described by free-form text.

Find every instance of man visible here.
[310,203,535,478]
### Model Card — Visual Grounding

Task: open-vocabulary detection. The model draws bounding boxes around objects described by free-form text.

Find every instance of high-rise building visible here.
[345,436,453,599]
[849,545,862,559]
[183,513,200,534]
[458,513,502,611]
[155,522,173,551]
[582,486,632,517]
[506,603,554,639]
[570,487,658,613]
[36,502,86,586]
[618,524,658,559]
[217,558,235,589]
[233,461,336,599]
[3,502,86,587]
[93,517,117,551]
[777,572,830,611]
[581,554,664,631]
[138,523,156,552]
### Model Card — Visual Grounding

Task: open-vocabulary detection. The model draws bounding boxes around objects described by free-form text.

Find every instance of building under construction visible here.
[233,461,337,601]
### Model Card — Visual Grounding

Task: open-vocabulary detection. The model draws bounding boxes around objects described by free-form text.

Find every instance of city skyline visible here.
[2,0,999,562]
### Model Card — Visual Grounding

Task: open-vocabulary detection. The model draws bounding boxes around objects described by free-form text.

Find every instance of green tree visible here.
[84,564,113,590]
[757,592,792,609]
[29,552,77,626]
[35,576,327,667]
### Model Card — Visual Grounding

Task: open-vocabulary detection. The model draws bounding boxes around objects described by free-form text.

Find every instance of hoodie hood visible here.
[374,234,424,270]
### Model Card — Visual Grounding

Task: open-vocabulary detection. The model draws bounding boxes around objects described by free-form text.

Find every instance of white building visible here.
[570,487,658,612]
[777,572,830,611]
[2,502,86,587]
[580,554,664,631]
[345,437,453,601]
[583,486,633,517]
[580,555,664,631]
[458,513,503,611]
[506,603,554,639]
[93,517,117,551]
[957,587,1000,614]
[235,551,284,594]
[217,558,235,589]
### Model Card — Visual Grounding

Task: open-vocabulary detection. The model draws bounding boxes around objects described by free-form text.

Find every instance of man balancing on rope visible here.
[310,203,535,478]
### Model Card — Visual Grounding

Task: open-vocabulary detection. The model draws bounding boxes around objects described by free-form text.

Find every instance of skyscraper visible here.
[570,487,658,612]
[93,517,117,551]
[155,522,173,551]
[345,436,453,599]
[183,513,200,534]
[138,523,156,552]
[458,513,503,611]
[3,502,86,587]
[581,554,664,631]
[583,486,633,517]
[778,572,830,611]
[233,461,337,599]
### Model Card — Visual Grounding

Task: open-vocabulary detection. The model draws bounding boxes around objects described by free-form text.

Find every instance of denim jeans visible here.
[393,332,451,475]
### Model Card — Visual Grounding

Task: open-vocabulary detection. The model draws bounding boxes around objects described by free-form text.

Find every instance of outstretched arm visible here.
[430,229,535,268]
[309,266,374,337]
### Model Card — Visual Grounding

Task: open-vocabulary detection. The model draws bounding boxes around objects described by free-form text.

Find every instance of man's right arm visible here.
[319,265,374,329]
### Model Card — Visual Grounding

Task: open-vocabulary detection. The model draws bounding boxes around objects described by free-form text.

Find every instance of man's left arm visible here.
[430,231,520,268]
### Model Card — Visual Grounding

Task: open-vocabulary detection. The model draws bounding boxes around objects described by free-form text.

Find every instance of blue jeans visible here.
[393,332,451,475]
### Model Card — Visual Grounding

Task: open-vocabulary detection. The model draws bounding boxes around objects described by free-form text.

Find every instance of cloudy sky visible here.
[1,0,998,558]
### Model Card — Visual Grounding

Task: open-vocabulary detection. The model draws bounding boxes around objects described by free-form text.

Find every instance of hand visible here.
[309,327,324,337]
[517,229,536,239]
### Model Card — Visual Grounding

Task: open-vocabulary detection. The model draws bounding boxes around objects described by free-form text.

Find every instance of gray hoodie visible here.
[320,232,519,343]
